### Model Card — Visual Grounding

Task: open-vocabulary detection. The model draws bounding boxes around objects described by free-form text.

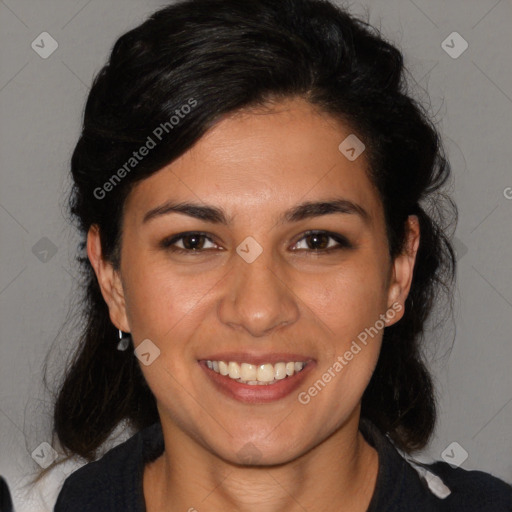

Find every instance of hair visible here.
[35,0,457,482]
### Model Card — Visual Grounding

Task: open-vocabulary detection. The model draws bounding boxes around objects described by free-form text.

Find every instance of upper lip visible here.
[199,352,315,366]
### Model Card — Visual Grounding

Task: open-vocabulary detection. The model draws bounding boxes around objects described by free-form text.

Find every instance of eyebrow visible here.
[142,198,370,225]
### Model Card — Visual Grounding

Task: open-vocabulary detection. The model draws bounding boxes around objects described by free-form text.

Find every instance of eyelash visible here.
[160,230,353,255]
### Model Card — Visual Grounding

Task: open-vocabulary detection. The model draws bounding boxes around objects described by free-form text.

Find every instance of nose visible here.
[217,247,300,338]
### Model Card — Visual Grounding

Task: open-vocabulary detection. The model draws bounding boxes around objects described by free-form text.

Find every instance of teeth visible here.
[228,361,240,379]
[206,360,306,384]
[274,362,287,380]
[257,363,275,382]
[218,361,229,376]
[240,363,257,381]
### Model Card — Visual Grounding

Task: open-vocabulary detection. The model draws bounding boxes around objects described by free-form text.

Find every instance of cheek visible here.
[297,255,388,397]
[300,258,389,336]
[122,256,225,347]
[123,269,172,338]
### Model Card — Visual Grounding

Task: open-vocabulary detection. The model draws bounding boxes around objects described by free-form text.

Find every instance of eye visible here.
[160,230,352,255]
[292,230,352,253]
[160,232,220,253]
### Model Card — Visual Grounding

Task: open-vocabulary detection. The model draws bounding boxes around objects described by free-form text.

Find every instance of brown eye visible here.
[293,230,352,252]
[160,232,218,253]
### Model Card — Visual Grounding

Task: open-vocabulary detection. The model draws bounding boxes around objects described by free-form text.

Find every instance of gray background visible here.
[1,0,511,510]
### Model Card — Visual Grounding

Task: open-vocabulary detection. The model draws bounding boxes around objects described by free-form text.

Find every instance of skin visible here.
[88,97,420,512]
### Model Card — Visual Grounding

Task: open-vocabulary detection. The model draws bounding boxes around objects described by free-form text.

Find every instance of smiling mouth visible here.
[198,357,315,403]
[201,360,308,385]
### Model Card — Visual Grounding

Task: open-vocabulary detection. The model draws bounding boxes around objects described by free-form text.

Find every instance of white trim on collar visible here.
[403,458,452,499]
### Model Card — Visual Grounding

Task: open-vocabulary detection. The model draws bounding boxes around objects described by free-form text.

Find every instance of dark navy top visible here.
[54,420,512,511]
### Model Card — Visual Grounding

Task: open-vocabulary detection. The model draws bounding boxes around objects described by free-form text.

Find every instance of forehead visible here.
[124,97,383,225]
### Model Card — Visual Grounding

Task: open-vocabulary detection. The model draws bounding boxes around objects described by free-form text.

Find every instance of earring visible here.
[117,329,131,351]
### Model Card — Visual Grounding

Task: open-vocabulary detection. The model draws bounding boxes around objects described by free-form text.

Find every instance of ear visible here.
[385,215,420,326]
[87,224,130,333]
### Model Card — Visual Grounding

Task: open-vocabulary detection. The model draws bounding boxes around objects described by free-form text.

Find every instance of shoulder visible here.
[53,435,139,511]
[359,419,512,511]
[421,460,512,511]
[54,423,161,512]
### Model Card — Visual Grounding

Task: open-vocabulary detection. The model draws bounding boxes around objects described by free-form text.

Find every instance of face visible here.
[89,97,418,465]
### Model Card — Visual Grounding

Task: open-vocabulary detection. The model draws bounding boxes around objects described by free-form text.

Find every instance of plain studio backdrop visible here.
[0,0,511,510]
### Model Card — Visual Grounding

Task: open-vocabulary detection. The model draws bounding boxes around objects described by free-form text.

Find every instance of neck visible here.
[144,412,379,512]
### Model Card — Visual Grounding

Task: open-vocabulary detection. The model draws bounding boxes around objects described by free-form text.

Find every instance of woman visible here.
[41,0,512,510]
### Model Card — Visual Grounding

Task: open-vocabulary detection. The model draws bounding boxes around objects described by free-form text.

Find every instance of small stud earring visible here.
[117,329,131,351]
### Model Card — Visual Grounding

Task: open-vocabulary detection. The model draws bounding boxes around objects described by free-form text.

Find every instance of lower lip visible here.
[199,361,315,404]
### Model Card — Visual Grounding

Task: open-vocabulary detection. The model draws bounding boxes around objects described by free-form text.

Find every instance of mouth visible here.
[198,354,315,403]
